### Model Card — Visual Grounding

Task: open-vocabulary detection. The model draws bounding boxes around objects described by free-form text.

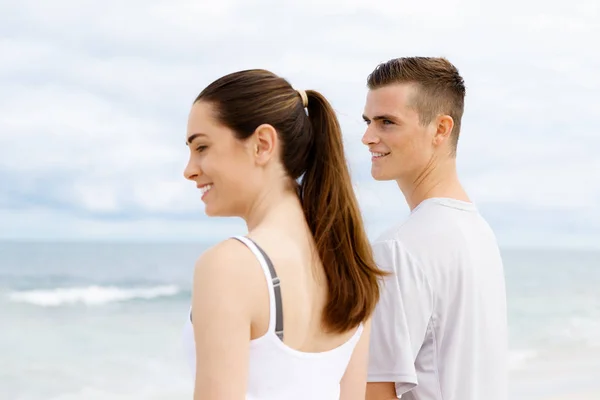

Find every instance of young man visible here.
[362,57,508,400]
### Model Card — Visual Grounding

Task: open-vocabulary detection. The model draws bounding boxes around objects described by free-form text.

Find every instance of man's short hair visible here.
[367,57,466,155]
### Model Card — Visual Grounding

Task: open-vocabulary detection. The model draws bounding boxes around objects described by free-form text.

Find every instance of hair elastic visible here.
[296,89,308,108]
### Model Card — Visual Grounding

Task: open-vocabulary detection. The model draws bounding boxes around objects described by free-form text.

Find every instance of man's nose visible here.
[361,126,379,146]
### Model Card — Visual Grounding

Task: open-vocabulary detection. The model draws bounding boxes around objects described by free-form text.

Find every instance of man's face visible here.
[361,83,437,183]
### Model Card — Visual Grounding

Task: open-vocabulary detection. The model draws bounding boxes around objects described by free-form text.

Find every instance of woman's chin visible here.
[203,204,234,218]
[203,205,219,217]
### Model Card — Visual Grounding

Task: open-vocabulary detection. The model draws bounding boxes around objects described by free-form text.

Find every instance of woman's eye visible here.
[196,145,207,152]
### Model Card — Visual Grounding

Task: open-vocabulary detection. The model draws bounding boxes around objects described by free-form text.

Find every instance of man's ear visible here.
[433,114,454,146]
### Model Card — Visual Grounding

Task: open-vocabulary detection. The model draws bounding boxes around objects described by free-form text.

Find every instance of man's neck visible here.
[397,157,470,211]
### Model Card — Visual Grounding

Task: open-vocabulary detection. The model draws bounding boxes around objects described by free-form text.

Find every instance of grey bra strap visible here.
[190,237,285,342]
[235,237,284,341]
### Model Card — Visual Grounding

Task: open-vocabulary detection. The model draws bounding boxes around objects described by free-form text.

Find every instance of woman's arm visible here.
[191,240,255,400]
[339,319,372,400]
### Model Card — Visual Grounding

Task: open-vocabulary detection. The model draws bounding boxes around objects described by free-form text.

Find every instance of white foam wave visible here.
[509,349,537,370]
[560,317,600,347]
[7,285,181,307]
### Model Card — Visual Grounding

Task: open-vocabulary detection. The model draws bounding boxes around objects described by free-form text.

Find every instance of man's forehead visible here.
[364,84,414,117]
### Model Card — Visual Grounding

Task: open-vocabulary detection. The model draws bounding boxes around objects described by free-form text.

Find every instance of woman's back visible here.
[184,209,366,398]
[246,206,361,353]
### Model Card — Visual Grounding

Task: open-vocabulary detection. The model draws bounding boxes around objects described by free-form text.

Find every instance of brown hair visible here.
[367,57,466,155]
[196,69,386,333]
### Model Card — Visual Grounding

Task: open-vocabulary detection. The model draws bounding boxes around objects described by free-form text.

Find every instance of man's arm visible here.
[366,382,397,400]
[366,239,434,399]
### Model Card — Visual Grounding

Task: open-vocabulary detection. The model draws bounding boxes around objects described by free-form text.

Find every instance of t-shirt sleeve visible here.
[367,239,434,396]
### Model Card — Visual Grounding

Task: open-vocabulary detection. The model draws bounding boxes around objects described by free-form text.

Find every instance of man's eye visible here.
[382,120,393,125]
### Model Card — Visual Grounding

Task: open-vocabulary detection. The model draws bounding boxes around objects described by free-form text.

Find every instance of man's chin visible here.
[371,176,390,181]
[370,169,395,181]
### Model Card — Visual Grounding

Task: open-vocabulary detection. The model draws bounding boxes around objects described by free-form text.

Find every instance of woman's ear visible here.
[252,124,278,166]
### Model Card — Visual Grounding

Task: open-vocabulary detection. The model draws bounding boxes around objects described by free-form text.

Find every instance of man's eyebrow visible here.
[185,133,206,146]
[362,114,401,122]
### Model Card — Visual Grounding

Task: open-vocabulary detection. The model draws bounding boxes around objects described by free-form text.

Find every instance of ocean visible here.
[1,242,599,399]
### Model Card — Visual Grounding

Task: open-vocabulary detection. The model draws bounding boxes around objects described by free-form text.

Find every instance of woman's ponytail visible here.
[300,90,387,333]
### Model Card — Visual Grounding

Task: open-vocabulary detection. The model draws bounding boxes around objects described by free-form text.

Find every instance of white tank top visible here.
[183,235,363,399]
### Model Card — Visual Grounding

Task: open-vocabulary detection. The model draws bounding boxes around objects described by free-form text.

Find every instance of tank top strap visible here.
[232,236,284,341]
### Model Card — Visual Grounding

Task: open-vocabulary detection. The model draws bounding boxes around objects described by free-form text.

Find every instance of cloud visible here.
[0,0,598,247]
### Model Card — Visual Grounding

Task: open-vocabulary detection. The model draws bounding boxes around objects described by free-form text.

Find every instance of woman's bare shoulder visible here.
[192,238,262,298]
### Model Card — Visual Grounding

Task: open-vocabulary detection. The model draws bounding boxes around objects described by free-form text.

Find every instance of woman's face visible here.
[183,101,257,217]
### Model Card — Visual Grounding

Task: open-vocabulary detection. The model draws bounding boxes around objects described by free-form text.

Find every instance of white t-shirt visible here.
[367,197,508,400]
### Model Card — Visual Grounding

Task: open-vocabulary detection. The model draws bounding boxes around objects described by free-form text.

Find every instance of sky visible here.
[0,0,598,248]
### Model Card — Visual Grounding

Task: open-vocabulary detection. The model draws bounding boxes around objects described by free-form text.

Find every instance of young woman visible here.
[182,69,386,400]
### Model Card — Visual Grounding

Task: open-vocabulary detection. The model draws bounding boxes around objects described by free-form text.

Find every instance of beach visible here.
[547,394,600,400]
[1,242,599,399]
